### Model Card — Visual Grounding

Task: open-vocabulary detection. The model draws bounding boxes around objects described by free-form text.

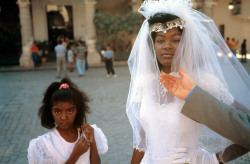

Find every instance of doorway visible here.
[46,5,73,61]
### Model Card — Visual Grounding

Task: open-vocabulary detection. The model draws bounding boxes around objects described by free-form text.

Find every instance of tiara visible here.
[59,83,69,90]
[142,0,193,8]
[149,18,185,33]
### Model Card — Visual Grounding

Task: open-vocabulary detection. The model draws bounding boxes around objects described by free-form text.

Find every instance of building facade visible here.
[17,0,142,67]
[16,0,249,67]
[193,0,250,57]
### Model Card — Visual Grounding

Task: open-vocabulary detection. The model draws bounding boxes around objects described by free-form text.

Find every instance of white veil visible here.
[126,0,250,163]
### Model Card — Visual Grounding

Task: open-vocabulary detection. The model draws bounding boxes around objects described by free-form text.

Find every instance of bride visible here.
[126,0,250,164]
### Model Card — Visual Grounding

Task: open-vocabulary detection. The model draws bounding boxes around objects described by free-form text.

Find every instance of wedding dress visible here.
[27,124,108,164]
[138,72,233,164]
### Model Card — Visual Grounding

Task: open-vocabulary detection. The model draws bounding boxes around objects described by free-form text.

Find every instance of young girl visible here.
[28,78,108,163]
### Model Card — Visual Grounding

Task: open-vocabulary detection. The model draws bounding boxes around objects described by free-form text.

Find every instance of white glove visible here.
[171,148,191,163]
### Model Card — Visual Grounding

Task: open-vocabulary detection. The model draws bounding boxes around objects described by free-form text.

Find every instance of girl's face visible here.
[52,101,77,130]
[154,28,181,71]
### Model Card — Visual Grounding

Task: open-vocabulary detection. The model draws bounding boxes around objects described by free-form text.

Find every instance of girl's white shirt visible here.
[27,124,108,164]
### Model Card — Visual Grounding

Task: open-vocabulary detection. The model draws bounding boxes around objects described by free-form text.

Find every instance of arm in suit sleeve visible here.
[181,86,250,150]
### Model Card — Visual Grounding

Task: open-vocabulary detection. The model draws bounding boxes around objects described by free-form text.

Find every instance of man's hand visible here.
[160,69,196,100]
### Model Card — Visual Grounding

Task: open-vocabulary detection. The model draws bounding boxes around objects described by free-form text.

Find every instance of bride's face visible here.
[154,27,181,70]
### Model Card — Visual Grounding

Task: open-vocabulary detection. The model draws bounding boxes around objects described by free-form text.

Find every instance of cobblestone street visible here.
[0,61,249,164]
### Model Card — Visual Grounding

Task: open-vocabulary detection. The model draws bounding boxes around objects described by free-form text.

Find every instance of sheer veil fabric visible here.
[126,0,250,163]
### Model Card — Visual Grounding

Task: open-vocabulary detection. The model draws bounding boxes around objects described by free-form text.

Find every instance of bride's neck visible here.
[162,66,171,74]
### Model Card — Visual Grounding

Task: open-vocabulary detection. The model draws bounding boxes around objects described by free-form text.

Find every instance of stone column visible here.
[17,0,34,67]
[31,0,48,41]
[84,0,100,64]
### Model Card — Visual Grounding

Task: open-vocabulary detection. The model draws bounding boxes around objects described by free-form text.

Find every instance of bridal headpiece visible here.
[139,0,193,19]
[149,18,185,33]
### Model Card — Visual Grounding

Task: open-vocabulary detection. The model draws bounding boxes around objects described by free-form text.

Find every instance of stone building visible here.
[16,0,250,67]
[17,0,142,67]
[193,0,250,56]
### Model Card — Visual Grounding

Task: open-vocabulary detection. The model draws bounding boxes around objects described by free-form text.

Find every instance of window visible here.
[231,0,241,15]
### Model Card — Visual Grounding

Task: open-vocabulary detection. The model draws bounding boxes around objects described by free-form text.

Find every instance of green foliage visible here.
[94,11,143,52]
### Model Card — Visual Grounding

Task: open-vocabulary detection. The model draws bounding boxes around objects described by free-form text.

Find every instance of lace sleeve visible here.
[91,124,108,154]
[198,72,234,105]
[27,138,56,164]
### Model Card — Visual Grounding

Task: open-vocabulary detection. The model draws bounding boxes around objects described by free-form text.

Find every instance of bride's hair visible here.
[148,12,183,42]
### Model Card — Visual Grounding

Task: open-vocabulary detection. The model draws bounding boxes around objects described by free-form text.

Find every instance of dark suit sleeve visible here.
[181,86,250,150]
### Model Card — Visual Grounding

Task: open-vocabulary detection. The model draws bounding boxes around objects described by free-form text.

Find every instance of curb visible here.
[0,62,128,73]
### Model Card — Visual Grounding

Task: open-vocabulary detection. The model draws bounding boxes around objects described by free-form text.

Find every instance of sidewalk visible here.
[0,60,128,73]
[0,59,249,74]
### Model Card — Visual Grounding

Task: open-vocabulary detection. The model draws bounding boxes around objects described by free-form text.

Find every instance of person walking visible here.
[225,37,232,51]
[241,39,247,63]
[231,38,237,56]
[102,45,117,78]
[76,41,86,77]
[55,40,67,79]
[83,41,88,71]
[67,44,74,72]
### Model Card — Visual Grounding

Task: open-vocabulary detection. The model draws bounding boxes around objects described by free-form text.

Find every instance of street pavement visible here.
[0,60,249,164]
[0,65,133,164]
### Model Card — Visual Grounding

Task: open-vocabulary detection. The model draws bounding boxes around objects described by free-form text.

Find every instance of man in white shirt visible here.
[55,40,67,78]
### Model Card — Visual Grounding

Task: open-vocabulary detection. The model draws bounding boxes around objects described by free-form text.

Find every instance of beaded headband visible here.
[149,18,185,33]
[59,83,69,90]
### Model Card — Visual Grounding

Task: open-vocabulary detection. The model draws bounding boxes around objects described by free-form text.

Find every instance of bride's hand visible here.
[171,148,190,163]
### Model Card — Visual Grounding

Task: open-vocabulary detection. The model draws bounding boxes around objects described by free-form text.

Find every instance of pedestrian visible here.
[241,39,247,63]
[61,37,68,48]
[225,37,232,51]
[27,77,108,163]
[76,41,86,77]
[231,38,237,56]
[67,44,74,72]
[55,40,67,79]
[83,41,88,71]
[102,45,117,78]
[30,41,39,67]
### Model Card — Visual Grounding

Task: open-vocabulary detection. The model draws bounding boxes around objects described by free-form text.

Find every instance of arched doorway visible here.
[46,5,73,61]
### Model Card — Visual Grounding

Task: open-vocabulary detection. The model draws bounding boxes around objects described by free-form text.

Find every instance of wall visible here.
[213,0,250,52]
